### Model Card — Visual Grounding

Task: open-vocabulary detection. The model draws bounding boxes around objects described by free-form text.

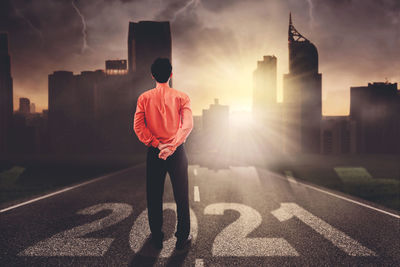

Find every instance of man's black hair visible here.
[151,57,172,83]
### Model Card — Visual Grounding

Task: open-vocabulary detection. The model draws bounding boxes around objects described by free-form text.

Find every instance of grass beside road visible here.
[0,153,146,208]
[266,154,400,212]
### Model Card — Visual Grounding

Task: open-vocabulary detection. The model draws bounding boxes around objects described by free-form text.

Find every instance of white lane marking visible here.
[129,202,198,258]
[275,172,400,219]
[0,165,142,213]
[271,203,376,256]
[204,203,299,256]
[195,259,204,267]
[284,170,298,184]
[194,186,200,202]
[19,203,133,256]
[193,168,198,176]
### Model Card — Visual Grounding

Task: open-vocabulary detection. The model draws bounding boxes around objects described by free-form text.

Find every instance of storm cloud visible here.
[1,0,399,115]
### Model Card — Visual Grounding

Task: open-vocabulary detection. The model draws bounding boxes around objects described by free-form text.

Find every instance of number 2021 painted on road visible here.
[19,202,376,257]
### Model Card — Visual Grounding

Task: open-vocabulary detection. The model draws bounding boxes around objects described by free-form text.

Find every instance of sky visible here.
[0,0,399,116]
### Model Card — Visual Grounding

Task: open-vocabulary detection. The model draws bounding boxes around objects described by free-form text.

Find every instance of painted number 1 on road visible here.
[19,202,376,257]
[271,203,376,256]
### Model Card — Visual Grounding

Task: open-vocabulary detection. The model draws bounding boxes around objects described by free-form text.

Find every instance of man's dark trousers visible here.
[146,143,190,241]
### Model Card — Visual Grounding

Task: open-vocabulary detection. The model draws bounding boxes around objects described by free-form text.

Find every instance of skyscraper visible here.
[105,59,128,75]
[30,103,36,113]
[128,21,172,90]
[48,69,105,153]
[350,82,399,153]
[48,71,76,153]
[202,98,229,153]
[252,55,283,153]
[283,14,322,153]
[0,33,13,153]
[252,55,277,118]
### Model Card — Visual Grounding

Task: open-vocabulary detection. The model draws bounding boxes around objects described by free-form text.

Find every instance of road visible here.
[1,162,399,266]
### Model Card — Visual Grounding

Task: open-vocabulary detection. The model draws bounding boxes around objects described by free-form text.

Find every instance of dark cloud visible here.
[200,0,245,12]
[0,0,398,114]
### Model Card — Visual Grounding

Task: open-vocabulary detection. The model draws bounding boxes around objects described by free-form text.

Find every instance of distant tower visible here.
[283,13,322,153]
[0,33,13,153]
[252,55,283,153]
[30,103,36,113]
[350,82,400,153]
[105,60,128,75]
[127,21,172,89]
[48,71,76,153]
[202,98,229,152]
[19,97,30,115]
[252,55,277,118]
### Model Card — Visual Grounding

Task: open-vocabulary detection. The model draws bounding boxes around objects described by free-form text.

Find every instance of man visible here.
[133,57,194,250]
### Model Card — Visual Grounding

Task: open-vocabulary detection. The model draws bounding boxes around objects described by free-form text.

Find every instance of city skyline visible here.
[1,0,399,115]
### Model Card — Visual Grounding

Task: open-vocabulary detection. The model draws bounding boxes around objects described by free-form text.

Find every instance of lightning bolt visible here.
[171,0,201,22]
[71,0,92,53]
[11,1,44,45]
[306,0,315,28]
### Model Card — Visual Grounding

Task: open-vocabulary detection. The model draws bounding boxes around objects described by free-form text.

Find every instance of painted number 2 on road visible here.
[19,202,376,257]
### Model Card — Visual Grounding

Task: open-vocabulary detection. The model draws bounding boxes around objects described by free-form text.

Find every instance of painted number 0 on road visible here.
[19,202,376,257]
[129,202,198,258]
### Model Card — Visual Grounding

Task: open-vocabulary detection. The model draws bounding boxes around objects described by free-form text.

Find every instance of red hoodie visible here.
[133,83,193,153]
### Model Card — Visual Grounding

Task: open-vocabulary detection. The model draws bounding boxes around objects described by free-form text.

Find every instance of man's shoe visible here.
[149,233,164,250]
[175,234,192,250]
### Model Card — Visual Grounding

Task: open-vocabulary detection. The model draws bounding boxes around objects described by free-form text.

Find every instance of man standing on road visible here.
[133,58,194,250]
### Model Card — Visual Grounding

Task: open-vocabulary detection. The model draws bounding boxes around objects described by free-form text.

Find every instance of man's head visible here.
[151,57,172,83]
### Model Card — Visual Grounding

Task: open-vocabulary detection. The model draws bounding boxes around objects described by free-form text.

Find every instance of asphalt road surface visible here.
[1,162,399,266]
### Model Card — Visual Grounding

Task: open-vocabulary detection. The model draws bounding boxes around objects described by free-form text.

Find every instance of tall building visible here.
[252,55,277,117]
[252,55,283,153]
[19,97,30,115]
[48,71,76,153]
[30,103,36,113]
[48,69,105,153]
[202,98,229,152]
[128,21,172,90]
[105,60,127,75]
[94,68,135,153]
[74,70,104,152]
[283,14,322,153]
[0,33,13,153]
[350,82,399,153]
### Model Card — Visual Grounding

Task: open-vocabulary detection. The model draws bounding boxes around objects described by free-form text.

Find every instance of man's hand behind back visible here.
[158,143,171,150]
[159,147,174,160]
[158,143,175,160]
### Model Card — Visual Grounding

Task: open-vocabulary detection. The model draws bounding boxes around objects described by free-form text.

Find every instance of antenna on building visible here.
[288,13,308,43]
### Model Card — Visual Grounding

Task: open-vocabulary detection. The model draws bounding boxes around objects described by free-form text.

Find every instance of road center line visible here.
[275,171,400,219]
[194,186,200,202]
[0,164,144,213]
